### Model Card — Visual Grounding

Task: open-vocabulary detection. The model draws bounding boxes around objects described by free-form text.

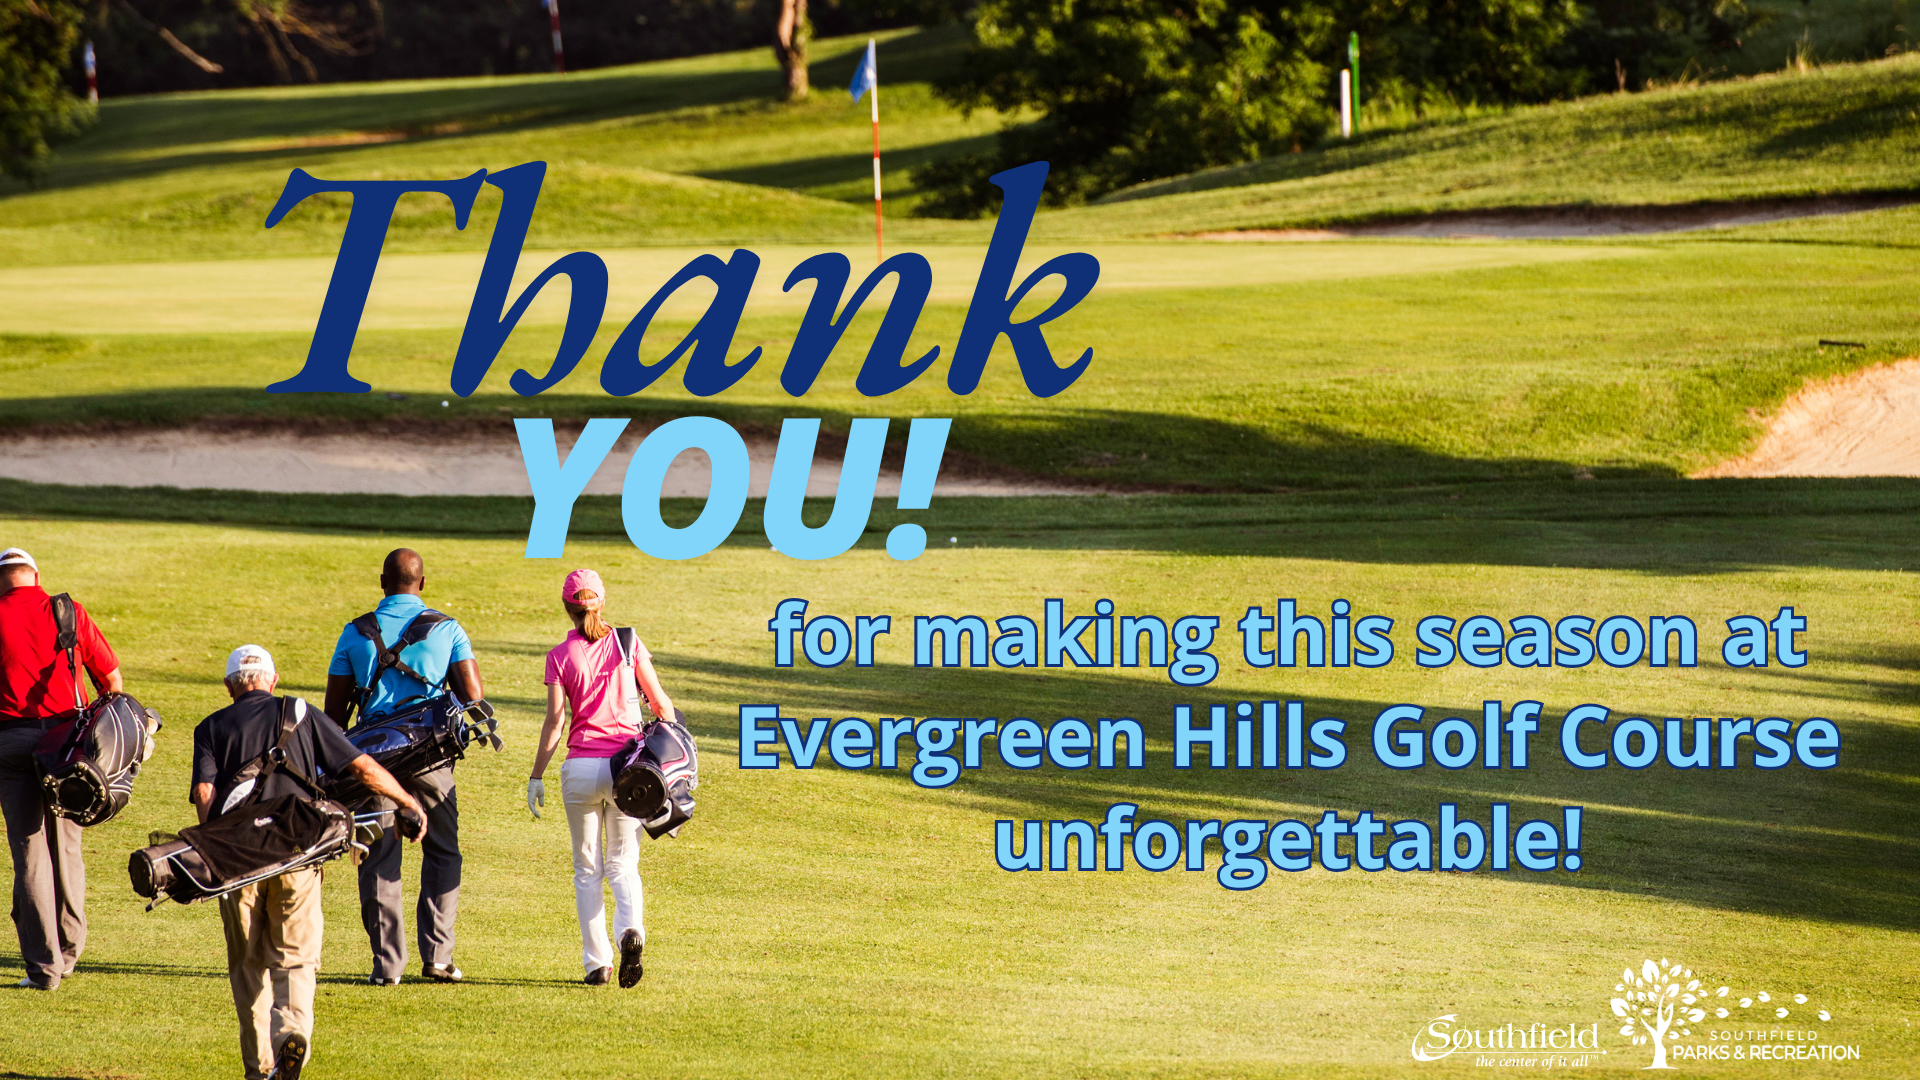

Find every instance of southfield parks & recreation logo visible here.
[1608,958,1850,1070]
[1410,957,1856,1070]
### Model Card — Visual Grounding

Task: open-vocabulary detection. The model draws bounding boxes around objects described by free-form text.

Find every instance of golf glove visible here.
[398,807,426,842]
[527,777,544,819]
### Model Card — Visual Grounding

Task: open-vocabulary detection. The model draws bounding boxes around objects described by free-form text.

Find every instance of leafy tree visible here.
[1,0,90,183]
[1610,958,1707,1071]
[916,0,1588,216]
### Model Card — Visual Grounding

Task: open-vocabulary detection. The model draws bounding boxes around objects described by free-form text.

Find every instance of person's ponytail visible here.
[565,590,612,642]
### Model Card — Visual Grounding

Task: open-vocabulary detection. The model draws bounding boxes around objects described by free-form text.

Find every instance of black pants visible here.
[357,765,458,979]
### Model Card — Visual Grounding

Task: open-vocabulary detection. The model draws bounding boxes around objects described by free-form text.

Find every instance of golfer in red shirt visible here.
[0,547,122,990]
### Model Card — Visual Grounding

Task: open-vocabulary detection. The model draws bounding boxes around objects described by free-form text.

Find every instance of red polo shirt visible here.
[0,585,118,719]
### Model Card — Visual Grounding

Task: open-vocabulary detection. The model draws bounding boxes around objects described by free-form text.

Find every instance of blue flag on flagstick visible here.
[851,39,877,101]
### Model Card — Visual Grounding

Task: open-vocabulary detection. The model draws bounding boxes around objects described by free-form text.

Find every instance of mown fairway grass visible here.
[0,484,1911,1079]
[0,227,1912,489]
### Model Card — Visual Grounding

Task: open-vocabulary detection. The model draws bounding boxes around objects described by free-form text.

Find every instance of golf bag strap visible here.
[227,697,315,801]
[612,627,655,719]
[276,697,320,791]
[349,609,450,721]
[49,593,82,713]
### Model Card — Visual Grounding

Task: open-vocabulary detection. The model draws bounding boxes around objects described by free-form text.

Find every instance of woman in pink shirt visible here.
[528,569,676,987]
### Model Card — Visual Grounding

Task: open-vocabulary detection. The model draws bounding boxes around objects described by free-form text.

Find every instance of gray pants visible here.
[358,765,458,979]
[0,724,84,989]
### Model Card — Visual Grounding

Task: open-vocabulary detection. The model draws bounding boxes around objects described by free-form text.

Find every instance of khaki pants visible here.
[220,867,322,1080]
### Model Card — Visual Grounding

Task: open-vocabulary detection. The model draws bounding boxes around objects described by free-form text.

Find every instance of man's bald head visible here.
[380,548,425,596]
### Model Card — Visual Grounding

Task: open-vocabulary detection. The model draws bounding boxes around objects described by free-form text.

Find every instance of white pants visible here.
[561,756,644,974]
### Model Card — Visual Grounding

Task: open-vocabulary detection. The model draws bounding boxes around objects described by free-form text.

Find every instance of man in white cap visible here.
[0,546,122,991]
[193,644,426,1080]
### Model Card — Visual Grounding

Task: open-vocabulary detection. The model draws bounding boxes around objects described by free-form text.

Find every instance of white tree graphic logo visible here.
[1612,959,1703,1070]
[1610,958,1836,1070]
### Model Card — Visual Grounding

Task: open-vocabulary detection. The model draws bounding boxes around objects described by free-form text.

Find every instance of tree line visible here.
[3,0,1767,203]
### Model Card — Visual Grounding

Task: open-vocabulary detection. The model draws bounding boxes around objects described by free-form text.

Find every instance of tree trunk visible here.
[773,0,808,100]
[1643,1015,1677,1070]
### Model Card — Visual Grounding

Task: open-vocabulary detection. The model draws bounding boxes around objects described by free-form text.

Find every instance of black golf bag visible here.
[325,692,501,803]
[610,708,699,839]
[36,691,162,827]
[128,697,387,908]
[32,593,162,827]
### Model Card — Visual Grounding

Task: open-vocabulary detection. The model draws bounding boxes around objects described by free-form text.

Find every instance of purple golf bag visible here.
[611,708,699,839]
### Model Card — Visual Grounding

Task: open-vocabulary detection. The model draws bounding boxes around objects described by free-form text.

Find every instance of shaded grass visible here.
[0,29,999,268]
[3,476,1918,572]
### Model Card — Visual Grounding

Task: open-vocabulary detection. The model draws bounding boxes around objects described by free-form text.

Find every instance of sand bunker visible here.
[0,427,1096,498]
[1186,195,1919,241]
[1697,358,1920,478]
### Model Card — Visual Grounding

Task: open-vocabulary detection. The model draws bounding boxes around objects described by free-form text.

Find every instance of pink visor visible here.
[562,568,605,607]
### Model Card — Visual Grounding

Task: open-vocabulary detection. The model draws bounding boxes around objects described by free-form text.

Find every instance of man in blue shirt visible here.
[323,548,485,986]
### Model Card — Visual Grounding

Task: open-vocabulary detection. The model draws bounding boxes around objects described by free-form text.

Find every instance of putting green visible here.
[0,242,1646,335]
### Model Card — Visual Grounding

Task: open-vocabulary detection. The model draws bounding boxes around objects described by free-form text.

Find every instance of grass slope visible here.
[8,20,1920,263]
[1073,55,1920,235]
[0,28,1000,267]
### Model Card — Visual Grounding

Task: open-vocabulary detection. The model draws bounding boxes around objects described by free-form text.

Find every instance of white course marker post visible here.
[851,39,882,263]
[1339,68,1352,138]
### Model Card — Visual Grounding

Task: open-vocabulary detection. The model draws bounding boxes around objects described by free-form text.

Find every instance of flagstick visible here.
[548,0,566,74]
[870,58,883,265]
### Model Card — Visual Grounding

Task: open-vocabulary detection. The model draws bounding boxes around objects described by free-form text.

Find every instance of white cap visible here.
[225,644,276,680]
[0,548,37,571]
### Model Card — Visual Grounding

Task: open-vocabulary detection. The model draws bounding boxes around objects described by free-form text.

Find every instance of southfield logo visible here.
[1410,1016,1603,1064]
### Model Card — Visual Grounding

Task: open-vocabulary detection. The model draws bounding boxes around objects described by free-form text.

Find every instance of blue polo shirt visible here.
[327,594,474,720]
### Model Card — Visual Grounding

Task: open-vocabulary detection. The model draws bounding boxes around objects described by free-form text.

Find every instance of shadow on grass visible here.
[16,28,966,198]
[0,953,225,980]
[315,971,581,988]
[0,386,1671,493]
[2,471,1917,573]
[24,67,767,195]
[699,133,1000,201]
[668,652,1920,933]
